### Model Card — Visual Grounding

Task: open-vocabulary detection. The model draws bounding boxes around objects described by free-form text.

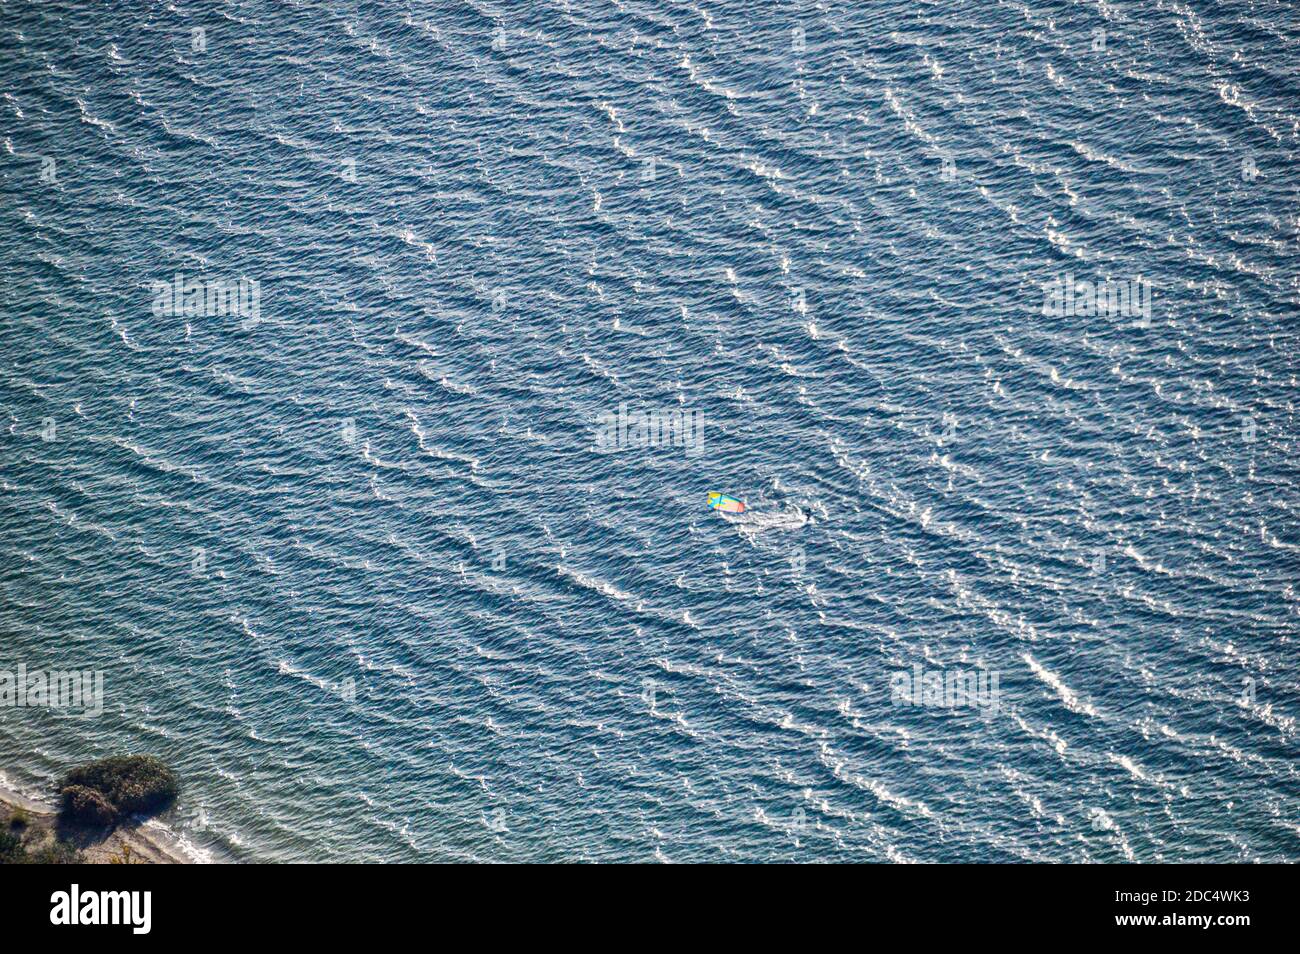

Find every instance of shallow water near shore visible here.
[1,1,1297,862]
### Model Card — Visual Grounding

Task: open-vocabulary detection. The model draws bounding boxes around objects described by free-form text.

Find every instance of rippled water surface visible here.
[1,0,1297,862]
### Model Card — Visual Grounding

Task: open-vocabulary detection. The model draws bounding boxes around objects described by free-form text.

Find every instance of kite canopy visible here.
[708,492,746,513]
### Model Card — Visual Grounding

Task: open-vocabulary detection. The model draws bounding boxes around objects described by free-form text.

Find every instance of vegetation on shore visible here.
[59,755,179,825]
[1,807,81,863]
[1,755,180,865]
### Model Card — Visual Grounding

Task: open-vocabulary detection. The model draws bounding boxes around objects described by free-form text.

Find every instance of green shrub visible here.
[60,755,178,818]
[0,830,22,863]
[0,829,82,865]
[60,784,118,826]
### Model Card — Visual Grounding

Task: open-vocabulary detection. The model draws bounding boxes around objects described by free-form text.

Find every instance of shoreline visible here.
[1,777,196,865]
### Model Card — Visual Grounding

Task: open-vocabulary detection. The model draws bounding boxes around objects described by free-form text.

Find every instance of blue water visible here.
[1,0,1297,862]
